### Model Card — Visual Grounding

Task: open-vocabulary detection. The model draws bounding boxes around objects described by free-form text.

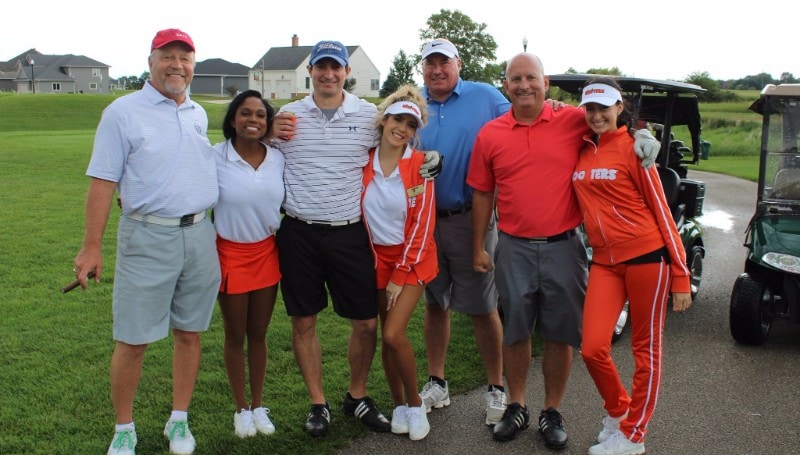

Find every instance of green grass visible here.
[690,155,758,181]
[0,90,762,454]
[0,93,486,455]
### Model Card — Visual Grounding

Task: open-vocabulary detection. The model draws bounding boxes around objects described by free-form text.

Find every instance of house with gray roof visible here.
[0,49,110,94]
[190,58,250,97]
[250,35,380,99]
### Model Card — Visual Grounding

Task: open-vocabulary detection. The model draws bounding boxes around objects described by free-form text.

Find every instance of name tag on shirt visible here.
[407,184,425,198]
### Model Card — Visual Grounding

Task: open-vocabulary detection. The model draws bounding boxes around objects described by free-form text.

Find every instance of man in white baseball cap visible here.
[421,38,459,60]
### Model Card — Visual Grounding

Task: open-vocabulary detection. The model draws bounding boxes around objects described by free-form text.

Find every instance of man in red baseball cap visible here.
[75,27,215,455]
[151,28,195,52]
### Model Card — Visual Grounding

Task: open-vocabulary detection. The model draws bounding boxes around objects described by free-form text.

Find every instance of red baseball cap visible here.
[151,28,195,52]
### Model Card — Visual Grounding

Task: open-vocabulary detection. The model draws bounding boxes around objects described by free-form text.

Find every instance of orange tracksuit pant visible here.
[581,259,671,443]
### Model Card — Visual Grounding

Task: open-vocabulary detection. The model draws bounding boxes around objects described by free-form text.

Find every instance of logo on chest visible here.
[573,168,618,181]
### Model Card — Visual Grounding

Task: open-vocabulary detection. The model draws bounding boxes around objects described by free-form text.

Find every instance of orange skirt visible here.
[374,243,438,288]
[217,235,280,294]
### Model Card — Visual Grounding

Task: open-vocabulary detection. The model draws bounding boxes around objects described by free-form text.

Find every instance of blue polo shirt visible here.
[420,78,510,210]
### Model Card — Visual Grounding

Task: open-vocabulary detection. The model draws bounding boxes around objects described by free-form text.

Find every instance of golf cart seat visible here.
[772,168,800,199]
[657,165,684,225]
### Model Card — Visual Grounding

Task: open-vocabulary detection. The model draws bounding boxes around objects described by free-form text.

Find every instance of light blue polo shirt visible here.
[87,82,218,217]
[420,78,510,210]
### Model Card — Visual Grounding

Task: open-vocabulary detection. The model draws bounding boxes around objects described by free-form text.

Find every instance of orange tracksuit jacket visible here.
[362,147,437,286]
[572,126,690,443]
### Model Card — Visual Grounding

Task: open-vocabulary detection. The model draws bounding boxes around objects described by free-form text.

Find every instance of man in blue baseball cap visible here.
[309,40,349,66]
[270,39,441,438]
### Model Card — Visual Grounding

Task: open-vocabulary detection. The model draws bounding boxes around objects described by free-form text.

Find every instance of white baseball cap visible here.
[579,83,623,107]
[421,38,459,60]
[384,100,424,125]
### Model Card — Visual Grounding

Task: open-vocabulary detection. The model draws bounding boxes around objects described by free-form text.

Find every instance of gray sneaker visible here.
[484,386,507,425]
[419,379,450,413]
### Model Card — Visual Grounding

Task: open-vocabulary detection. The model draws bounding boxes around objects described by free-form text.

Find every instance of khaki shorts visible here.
[112,215,220,345]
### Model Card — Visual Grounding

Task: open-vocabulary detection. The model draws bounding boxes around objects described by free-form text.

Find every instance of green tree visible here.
[344,77,357,93]
[685,71,736,102]
[418,9,498,83]
[381,50,416,97]
[130,72,149,90]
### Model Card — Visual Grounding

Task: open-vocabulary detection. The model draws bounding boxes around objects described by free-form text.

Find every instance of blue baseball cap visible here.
[309,40,349,66]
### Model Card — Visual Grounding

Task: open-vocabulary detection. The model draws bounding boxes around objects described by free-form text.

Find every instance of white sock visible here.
[170,410,188,422]
[115,422,134,432]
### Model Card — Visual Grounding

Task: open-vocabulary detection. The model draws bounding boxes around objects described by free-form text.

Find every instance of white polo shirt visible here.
[363,146,411,245]
[87,82,218,217]
[212,140,285,243]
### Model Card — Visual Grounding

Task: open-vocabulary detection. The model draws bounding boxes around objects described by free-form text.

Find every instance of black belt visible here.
[437,205,472,218]
[520,228,577,244]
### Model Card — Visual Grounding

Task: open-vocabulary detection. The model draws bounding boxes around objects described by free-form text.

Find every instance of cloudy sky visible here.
[4,1,794,83]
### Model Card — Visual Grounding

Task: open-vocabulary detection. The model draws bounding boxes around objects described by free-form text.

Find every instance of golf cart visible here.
[548,74,708,341]
[729,84,800,345]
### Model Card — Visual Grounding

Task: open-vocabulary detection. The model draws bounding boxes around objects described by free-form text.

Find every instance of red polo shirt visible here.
[467,104,589,238]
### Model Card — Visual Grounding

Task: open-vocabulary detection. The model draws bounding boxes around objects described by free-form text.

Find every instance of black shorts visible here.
[277,215,377,320]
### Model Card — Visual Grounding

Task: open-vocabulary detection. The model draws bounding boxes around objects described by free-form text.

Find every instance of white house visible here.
[250,35,381,99]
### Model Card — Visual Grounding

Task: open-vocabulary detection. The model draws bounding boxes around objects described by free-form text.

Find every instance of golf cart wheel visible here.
[611,303,629,343]
[689,246,703,300]
[729,273,772,345]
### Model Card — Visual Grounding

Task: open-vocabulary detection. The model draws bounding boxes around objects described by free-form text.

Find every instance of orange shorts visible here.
[217,235,280,294]
[374,243,438,289]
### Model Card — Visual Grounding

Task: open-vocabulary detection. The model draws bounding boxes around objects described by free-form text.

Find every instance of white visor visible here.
[579,83,623,107]
[384,101,424,125]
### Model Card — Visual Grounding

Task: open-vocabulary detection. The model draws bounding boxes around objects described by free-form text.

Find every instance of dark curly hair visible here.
[221,90,275,141]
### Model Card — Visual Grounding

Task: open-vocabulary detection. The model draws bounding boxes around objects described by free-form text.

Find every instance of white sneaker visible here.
[233,409,256,438]
[406,405,430,441]
[419,379,450,413]
[588,430,645,455]
[252,407,276,435]
[484,387,507,425]
[390,405,409,434]
[597,411,627,443]
[107,428,137,455]
[163,419,196,455]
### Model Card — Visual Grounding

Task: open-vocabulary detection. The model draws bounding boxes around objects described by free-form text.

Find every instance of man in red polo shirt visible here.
[467,53,656,450]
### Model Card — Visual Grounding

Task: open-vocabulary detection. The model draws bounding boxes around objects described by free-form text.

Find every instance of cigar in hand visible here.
[61,269,97,294]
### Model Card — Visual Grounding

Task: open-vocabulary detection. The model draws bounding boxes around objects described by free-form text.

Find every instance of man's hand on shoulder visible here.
[420,150,443,180]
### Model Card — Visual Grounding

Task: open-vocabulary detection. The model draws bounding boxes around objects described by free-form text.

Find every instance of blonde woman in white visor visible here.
[362,85,438,441]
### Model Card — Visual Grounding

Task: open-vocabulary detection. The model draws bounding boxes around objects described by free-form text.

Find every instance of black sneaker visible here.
[538,407,568,449]
[304,403,331,437]
[492,402,530,442]
[341,393,391,432]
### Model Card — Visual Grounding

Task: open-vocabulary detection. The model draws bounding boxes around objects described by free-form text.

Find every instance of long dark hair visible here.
[584,76,633,134]
[221,90,275,141]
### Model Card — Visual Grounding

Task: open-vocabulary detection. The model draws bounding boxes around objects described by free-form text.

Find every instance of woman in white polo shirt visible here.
[212,90,284,439]
[362,85,438,441]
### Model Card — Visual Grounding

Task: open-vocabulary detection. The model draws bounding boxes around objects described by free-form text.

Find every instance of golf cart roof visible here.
[750,84,800,115]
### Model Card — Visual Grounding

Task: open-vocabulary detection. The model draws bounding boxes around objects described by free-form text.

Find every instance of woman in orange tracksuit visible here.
[572,77,692,455]
[361,85,438,441]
